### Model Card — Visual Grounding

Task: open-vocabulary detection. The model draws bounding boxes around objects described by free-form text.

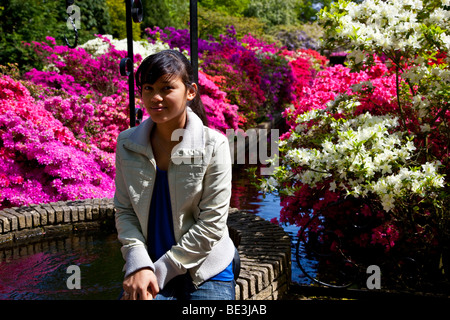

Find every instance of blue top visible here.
[147,166,233,281]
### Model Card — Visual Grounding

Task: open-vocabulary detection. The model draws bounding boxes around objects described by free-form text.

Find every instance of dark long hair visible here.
[135,49,208,126]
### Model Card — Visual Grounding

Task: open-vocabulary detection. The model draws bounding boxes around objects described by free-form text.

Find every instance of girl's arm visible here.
[114,152,154,276]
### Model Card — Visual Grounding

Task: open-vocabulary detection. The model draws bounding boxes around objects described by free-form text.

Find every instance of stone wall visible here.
[228,208,291,300]
[0,198,291,300]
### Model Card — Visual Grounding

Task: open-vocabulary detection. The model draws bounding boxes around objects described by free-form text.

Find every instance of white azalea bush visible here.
[262,0,449,286]
[79,34,174,59]
[323,0,450,53]
[320,0,450,130]
[267,99,445,215]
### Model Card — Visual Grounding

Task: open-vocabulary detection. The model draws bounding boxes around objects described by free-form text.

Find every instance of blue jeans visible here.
[153,274,235,300]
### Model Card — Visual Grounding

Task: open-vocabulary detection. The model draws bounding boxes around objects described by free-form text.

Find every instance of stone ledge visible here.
[227,208,291,300]
[0,199,291,300]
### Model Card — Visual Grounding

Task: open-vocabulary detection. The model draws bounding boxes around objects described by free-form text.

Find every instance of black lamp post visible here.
[119,0,143,128]
[190,0,199,85]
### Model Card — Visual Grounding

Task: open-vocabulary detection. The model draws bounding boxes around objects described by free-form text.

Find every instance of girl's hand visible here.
[122,268,159,300]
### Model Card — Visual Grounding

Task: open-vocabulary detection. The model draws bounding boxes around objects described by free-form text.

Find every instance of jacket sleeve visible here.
[153,132,232,289]
[114,134,155,278]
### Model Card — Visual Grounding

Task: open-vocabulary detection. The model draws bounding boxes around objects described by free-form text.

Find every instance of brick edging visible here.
[228,208,291,300]
[0,198,291,300]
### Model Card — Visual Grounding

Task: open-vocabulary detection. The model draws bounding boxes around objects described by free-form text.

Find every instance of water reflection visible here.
[0,165,315,300]
[231,164,316,285]
[0,232,123,300]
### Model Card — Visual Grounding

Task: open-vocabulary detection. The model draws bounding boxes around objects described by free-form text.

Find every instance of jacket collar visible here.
[123,107,205,160]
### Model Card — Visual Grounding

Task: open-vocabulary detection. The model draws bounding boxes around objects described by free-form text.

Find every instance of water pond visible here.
[0,166,315,300]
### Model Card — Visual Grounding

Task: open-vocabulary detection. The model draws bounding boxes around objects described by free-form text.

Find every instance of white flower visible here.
[420,123,431,132]
[441,34,450,50]
[261,176,279,193]
[411,180,423,194]
[381,193,396,212]
[329,181,337,192]
[409,0,423,10]
[43,63,60,72]
[432,175,445,188]
[287,149,312,166]
[349,49,366,64]
[380,163,392,175]
[322,140,335,153]
[295,123,306,133]
[404,141,416,153]
[422,162,437,176]
[301,170,315,185]
[80,36,173,62]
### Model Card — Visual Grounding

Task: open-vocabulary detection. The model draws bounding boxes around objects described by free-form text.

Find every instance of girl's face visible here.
[141,74,196,127]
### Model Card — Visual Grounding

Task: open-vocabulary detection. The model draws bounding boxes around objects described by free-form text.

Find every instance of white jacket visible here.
[114,108,235,289]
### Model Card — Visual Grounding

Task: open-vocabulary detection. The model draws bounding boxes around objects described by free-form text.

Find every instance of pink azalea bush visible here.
[270,59,403,246]
[146,26,309,128]
[23,36,133,153]
[282,57,396,128]
[198,70,239,131]
[0,75,115,209]
[201,28,297,127]
[1,28,322,209]
[23,35,241,151]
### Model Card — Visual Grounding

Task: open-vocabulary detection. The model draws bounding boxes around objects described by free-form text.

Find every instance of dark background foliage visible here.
[0,0,361,73]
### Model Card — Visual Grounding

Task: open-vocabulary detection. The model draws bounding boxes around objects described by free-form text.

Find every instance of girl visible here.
[114,49,236,300]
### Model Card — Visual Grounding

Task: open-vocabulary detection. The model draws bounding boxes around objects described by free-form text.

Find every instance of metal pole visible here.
[125,0,136,127]
[190,0,198,85]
